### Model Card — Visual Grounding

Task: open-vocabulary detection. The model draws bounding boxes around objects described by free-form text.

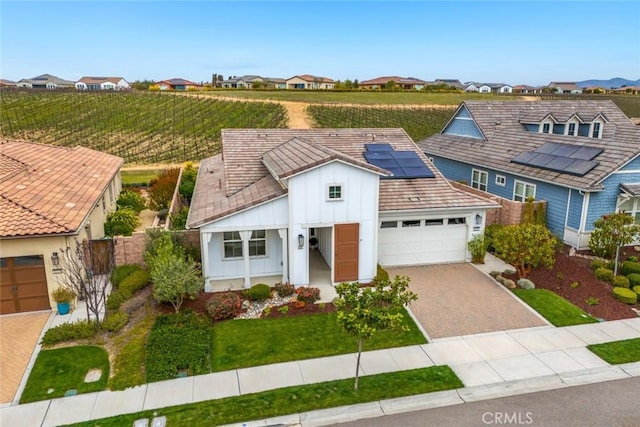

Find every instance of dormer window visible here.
[542,123,551,134]
[567,123,576,136]
[592,122,601,138]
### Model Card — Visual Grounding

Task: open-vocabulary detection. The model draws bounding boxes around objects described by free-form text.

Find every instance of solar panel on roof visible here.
[533,142,560,154]
[571,146,603,161]
[363,146,434,179]
[552,144,580,158]
[365,143,394,152]
[563,160,598,176]
[511,141,602,177]
[527,153,556,167]
[545,156,575,171]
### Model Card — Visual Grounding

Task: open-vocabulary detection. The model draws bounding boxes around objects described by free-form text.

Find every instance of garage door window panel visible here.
[402,220,421,227]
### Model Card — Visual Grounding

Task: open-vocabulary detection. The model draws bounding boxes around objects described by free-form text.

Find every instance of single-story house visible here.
[264,77,287,89]
[548,82,583,94]
[610,86,640,95]
[0,79,16,87]
[0,140,123,314]
[187,129,498,290]
[75,76,130,90]
[360,76,428,90]
[156,78,202,91]
[286,75,335,90]
[512,85,543,94]
[221,75,265,89]
[418,100,640,249]
[465,83,512,94]
[16,74,75,89]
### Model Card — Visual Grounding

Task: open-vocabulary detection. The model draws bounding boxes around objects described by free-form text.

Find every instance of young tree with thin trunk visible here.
[335,276,418,390]
[57,238,114,328]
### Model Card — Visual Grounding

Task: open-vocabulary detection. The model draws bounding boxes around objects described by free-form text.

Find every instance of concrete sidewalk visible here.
[2,317,639,427]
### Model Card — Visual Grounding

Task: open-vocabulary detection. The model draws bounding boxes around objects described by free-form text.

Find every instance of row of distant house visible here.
[2,74,638,95]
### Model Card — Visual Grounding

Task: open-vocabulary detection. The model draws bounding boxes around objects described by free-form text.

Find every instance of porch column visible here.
[239,231,252,289]
[278,228,288,283]
[202,232,212,292]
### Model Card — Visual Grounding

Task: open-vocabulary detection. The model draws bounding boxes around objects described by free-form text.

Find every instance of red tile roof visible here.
[0,140,123,238]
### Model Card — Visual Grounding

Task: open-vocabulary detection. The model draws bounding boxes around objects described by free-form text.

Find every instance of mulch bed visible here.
[504,245,639,321]
[264,302,336,318]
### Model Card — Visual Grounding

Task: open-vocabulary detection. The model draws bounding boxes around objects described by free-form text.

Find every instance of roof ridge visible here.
[0,152,30,183]
[0,193,73,233]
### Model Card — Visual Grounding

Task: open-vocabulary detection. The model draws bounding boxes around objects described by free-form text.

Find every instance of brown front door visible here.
[334,223,359,282]
[0,256,51,314]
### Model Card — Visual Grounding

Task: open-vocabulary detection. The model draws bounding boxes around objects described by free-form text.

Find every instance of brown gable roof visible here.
[0,140,123,238]
[419,101,640,191]
[291,74,334,83]
[261,137,388,180]
[188,129,497,228]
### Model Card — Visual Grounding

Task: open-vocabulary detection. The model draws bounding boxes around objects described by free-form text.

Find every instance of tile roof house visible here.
[187,128,497,291]
[418,100,640,249]
[360,76,429,90]
[220,75,265,89]
[286,75,335,90]
[548,82,583,94]
[512,85,543,94]
[156,78,202,91]
[0,79,16,87]
[16,74,75,89]
[0,140,123,314]
[465,83,513,94]
[75,76,130,90]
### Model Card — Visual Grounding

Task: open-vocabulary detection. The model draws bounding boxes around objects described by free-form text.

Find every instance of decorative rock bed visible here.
[234,294,297,319]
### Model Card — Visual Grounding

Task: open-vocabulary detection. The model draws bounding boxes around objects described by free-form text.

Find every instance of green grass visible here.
[512,289,599,327]
[20,346,110,403]
[196,89,527,105]
[211,309,426,372]
[588,338,640,364]
[121,169,163,186]
[70,366,462,427]
[307,105,454,142]
[0,90,288,164]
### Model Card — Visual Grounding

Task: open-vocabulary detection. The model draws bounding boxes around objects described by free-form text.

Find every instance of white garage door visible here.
[377,217,468,266]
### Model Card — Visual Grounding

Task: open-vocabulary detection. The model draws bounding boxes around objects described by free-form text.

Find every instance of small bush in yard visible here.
[613,275,630,289]
[612,287,638,304]
[621,261,640,276]
[633,286,640,296]
[517,278,535,290]
[373,264,390,284]
[296,286,320,303]
[111,264,143,287]
[627,273,640,288]
[102,312,129,332]
[116,190,147,213]
[104,208,139,237]
[590,259,610,271]
[41,321,99,346]
[119,269,150,296]
[594,267,614,283]
[245,284,271,301]
[627,256,639,262]
[206,292,242,320]
[274,282,295,297]
[106,290,128,311]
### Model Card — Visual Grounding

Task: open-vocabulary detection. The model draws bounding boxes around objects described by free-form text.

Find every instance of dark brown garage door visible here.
[0,256,51,314]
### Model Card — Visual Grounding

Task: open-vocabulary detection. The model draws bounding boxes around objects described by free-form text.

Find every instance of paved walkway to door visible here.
[0,311,51,404]
[387,263,548,339]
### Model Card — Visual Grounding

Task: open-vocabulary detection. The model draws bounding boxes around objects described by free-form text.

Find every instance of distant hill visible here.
[577,77,640,89]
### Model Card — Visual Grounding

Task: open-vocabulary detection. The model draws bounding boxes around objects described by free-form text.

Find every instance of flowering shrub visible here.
[274,282,295,297]
[206,292,242,320]
[296,286,320,304]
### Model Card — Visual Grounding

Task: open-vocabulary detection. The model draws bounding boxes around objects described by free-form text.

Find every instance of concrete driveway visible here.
[388,263,548,339]
[0,311,51,404]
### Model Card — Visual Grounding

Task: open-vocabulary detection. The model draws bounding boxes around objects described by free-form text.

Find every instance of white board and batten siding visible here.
[377,210,480,266]
[287,161,380,284]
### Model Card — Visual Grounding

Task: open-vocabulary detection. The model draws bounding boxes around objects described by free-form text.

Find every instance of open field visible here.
[0,90,288,164]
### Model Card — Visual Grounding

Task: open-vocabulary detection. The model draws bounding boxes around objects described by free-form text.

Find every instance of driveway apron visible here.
[388,264,547,339]
[0,311,51,404]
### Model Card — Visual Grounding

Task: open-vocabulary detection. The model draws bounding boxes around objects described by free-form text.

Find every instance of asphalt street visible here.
[338,377,640,427]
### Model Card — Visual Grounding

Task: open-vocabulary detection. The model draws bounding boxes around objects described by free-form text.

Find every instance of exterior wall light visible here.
[298,234,304,249]
[51,252,59,266]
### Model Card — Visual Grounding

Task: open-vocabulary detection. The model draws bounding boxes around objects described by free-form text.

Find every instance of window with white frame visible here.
[248,230,266,256]
[513,180,536,202]
[327,184,343,200]
[495,174,506,186]
[471,169,488,191]
[542,123,551,134]
[567,123,577,136]
[618,197,640,223]
[223,230,267,259]
[592,122,601,138]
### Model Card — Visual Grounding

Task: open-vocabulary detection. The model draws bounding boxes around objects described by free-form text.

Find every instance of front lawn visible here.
[21,346,109,403]
[70,366,461,427]
[211,308,426,372]
[588,338,640,364]
[512,289,599,327]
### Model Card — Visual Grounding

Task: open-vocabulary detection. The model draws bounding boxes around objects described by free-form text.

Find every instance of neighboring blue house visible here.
[418,100,640,249]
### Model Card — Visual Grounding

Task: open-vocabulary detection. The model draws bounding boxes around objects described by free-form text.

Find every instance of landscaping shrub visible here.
[633,286,640,296]
[621,261,640,276]
[613,275,630,289]
[119,269,150,296]
[145,311,210,382]
[244,284,271,301]
[373,264,390,284]
[102,312,130,332]
[612,287,638,304]
[104,208,139,237]
[517,278,535,290]
[296,286,321,304]
[274,282,295,297]
[468,234,489,264]
[106,290,128,311]
[484,224,504,252]
[148,168,180,210]
[41,321,99,346]
[627,273,640,288]
[169,207,189,230]
[590,259,610,271]
[179,162,198,203]
[116,190,146,213]
[206,292,242,320]
[627,256,639,263]
[594,267,614,283]
[111,264,143,287]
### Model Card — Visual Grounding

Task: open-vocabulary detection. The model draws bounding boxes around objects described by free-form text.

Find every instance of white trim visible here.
[564,189,572,229]
[283,159,387,181]
[495,174,506,187]
[194,194,288,228]
[579,192,590,231]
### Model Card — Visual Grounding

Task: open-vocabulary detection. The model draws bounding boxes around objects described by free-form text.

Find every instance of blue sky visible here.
[1,1,638,85]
